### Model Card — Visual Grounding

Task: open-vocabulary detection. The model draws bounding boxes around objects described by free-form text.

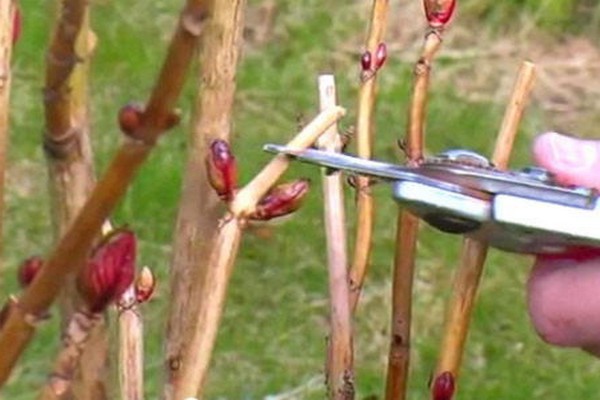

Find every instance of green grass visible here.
[4,1,600,399]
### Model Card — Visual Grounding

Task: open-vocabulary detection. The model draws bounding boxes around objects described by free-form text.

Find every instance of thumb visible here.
[532,132,600,190]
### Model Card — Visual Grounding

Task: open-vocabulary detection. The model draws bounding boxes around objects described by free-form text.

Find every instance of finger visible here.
[532,131,600,190]
[528,257,600,348]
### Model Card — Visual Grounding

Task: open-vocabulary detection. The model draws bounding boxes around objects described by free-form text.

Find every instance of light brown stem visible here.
[37,310,102,400]
[0,0,16,282]
[0,0,211,387]
[172,109,346,399]
[317,75,353,399]
[349,0,389,312]
[118,286,144,400]
[43,2,106,397]
[385,211,418,400]
[164,2,245,397]
[406,31,442,164]
[433,61,536,390]
[384,25,445,400]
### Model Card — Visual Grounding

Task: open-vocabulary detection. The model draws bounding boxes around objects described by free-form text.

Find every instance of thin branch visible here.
[0,0,17,280]
[432,61,536,393]
[172,107,346,399]
[118,286,144,400]
[317,75,353,399]
[37,311,103,400]
[43,2,106,397]
[164,2,245,397]
[349,0,389,312]
[0,0,212,386]
[385,21,449,400]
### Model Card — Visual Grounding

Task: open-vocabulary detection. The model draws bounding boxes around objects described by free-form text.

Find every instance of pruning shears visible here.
[264,144,600,255]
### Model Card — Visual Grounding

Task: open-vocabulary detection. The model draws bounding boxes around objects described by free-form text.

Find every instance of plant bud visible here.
[12,5,21,45]
[374,42,387,70]
[250,178,310,221]
[18,256,43,288]
[77,229,136,313]
[206,139,238,202]
[423,0,456,28]
[432,371,455,400]
[135,266,156,303]
[118,103,144,137]
[360,50,372,72]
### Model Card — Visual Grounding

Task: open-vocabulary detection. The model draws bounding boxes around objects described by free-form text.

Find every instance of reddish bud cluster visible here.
[432,371,455,400]
[250,178,310,221]
[77,229,136,313]
[360,42,388,81]
[423,0,456,28]
[135,266,156,303]
[206,139,238,202]
[17,256,43,288]
[12,5,22,45]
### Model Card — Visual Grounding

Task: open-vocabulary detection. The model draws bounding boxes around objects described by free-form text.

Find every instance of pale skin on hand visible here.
[527,132,600,356]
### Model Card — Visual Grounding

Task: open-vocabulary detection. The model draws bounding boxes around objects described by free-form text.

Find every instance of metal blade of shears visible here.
[263,144,418,181]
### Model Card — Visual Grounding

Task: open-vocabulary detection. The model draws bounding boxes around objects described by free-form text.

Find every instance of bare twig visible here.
[118,286,144,400]
[42,2,106,397]
[349,0,389,312]
[432,61,536,396]
[37,311,103,400]
[0,0,17,278]
[386,6,453,398]
[385,211,418,400]
[164,2,245,397]
[317,75,353,399]
[172,107,346,399]
[0,0,212,386]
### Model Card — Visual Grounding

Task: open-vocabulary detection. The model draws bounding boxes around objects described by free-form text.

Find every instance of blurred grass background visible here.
[4,0,600,398]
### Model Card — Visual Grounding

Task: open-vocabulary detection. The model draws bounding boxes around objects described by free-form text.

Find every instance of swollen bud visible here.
[18,256,43,289]
[250,178,310,221]
[118,103,144,137]
[135,266,156,304]
[360,50,372,72]
[423,0,456,28]
[206,139,238,202]
[77,229,137,313]
[374,42,387,70]
[431,371,455,400]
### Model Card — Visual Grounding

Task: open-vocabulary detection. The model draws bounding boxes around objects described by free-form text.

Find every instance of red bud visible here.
[250,178,310,221]
[206,139,238,202]
[374,42,387,70]
[432,371,455,400]
[135,266,156,303]
[18,256,44,288]
[118,103,144,137]
[423,0,456,28]
[77,229,136,313]
[360,50,372,72]
[12,5,21,45]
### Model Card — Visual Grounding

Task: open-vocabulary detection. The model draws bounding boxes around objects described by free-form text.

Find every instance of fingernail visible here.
[534,132,598,172]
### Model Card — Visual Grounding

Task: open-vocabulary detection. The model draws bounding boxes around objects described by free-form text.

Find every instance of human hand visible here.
[528,132,600,356]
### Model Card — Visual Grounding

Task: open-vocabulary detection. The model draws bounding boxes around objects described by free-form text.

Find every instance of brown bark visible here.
[163,1,245,398]
[43,2,107,398]
[349,0,389,312]
[0,0,17,280]
[384,211,418,400]
[0,0,211,387]
[317,75,354,399]
[171,107,346,399]
[433,61,536,391]
[37,311,102,400]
